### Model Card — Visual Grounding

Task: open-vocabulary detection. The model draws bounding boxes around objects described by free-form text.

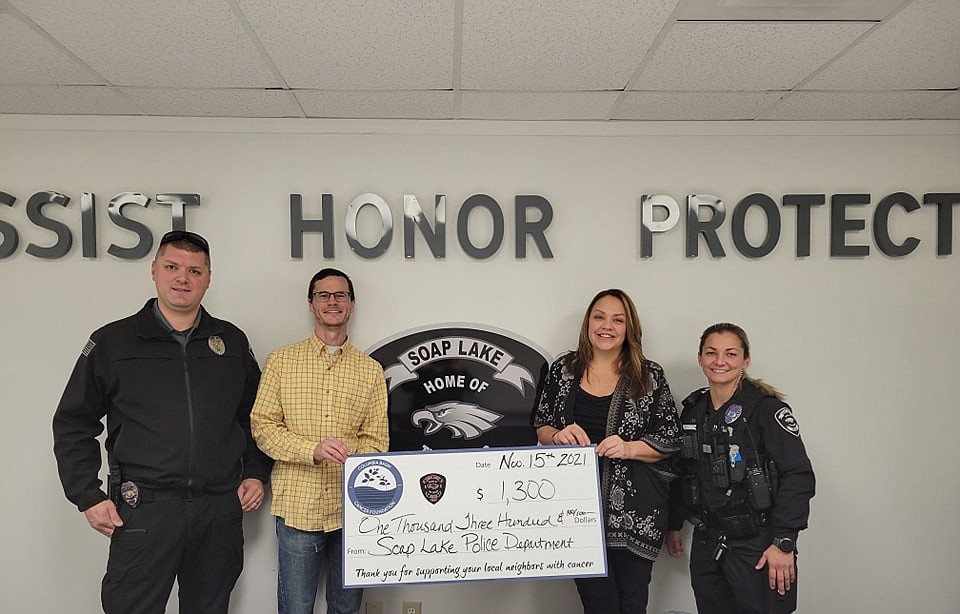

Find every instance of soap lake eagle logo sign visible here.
[369,325,550,451]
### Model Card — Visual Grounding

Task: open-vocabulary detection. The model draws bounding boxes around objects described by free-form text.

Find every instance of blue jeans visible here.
[276,517,363,614]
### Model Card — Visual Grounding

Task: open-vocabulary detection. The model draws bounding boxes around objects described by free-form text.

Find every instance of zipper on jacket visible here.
[182,343,197,489]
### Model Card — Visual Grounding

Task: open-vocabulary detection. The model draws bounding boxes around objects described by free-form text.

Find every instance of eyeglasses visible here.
[159,230,210,254]
[312,291,352,303]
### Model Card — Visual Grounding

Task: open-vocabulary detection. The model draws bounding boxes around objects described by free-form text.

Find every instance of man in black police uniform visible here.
[666,323,815,614]
[53,230,272,614]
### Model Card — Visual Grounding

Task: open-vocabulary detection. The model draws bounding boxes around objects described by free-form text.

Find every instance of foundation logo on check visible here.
[347,458,403,515]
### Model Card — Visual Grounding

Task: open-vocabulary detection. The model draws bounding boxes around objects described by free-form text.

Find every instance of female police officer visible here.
[665,323,815,614]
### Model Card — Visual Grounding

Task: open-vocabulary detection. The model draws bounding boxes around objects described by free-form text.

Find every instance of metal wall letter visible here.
[731,193,780,258]
[0,191,18,259]
[782,194,825,257]
[639,194,680,258]
[25,191,72,259]
[345,193,393,259]
[457,194,504,260]
[80,193,96,258]
[155,193,200,232]
[107,193,153,260]
[873,192,920,257]
[404,194,446,259]
[290,193,334,259]
[514,195,554,259]
[830,194,870,257]
[923,193,960,256]
[685,194,725,258]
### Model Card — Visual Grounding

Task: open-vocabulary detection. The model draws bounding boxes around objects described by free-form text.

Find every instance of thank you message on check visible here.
[342,446,606,586]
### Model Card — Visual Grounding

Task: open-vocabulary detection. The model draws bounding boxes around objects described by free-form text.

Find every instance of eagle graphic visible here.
[410,402,504,440]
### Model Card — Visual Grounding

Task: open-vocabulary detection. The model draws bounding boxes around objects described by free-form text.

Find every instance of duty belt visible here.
[695,504,768,540]
[117,482,229,508]
[137,485,205,502]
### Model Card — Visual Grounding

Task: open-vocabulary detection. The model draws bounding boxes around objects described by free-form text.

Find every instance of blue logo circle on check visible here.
[347,459,404,515]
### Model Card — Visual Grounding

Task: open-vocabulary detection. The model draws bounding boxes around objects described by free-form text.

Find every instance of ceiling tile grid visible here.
[0,14,102,86]
[9,0,280,87]
[0,84,142,115]
[295,90,455,119]
[460,91,621,120]
[237,0,455,90]
[631,21,874,91]
[614,91,784,121]
[800,0,960,91]
[909,91,960,119]
[460,0,681,90]
[760,90,948,120]
[121,87,303,118]
[0,0,956,121]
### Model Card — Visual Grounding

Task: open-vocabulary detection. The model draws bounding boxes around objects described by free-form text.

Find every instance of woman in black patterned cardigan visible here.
[533,288,681,614]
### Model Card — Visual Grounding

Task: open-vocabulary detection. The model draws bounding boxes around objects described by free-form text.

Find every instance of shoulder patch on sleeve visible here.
[81,338,96,356]
[774,406,800,437]
[682,387,708,407]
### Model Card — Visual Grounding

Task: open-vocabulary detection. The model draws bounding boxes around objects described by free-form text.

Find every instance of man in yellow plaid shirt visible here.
[251,268,388,614]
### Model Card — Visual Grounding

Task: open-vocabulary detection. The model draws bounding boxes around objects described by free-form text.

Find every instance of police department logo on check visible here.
[369,324,550,450]
[347,459,404,515]
[419,472,446,504]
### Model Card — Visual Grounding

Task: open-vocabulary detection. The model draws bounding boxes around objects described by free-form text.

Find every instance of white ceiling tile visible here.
[236,0,454,89]
[613,91,783,120]
[0,0,956,122]
[908,91,960,119]
[461,0,680,90]
[801,0,960,90]
[120,88,303,118]
[295,91,454,119]
[633,21,872,91]
[759,90,946,120]
[676,0,908,22]
[0,85,142,115]
[460,91,620,120]
[9,0,280,87]
[0,15,102,85]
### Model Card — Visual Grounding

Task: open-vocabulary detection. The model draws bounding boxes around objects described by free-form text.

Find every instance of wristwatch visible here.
[772,536,795,553]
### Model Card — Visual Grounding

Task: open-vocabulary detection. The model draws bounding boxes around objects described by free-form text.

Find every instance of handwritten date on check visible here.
[342,446,607,586]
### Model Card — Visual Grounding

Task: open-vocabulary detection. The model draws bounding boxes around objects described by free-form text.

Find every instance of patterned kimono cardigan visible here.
[532,353,681,561]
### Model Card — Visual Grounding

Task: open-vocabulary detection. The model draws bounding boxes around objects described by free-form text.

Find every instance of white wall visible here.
[2,115,958,614]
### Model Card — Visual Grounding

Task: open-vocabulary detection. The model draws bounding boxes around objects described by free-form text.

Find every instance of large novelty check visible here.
[342,446,607,587]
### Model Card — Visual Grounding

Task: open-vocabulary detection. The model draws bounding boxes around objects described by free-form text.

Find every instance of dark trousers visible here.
[574,548,654,614]
[101,490,243,614]
[689,530,797,614]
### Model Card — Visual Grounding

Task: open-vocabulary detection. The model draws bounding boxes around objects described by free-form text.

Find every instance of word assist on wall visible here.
[0,190,197,259]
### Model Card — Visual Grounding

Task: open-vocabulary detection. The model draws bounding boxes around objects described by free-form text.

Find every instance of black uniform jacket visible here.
[53,299,272,512]
[668,380,815,542]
